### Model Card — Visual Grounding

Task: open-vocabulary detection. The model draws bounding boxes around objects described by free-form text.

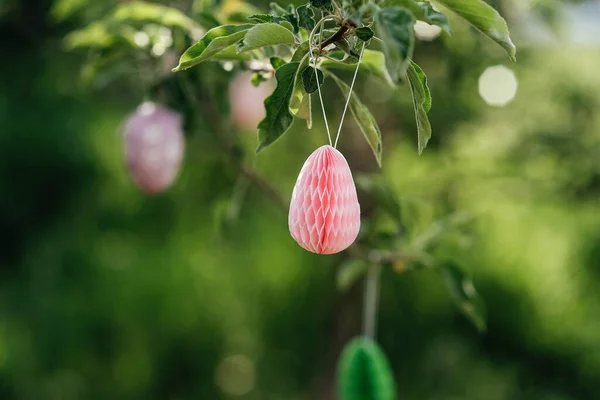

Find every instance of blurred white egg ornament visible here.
[123,102,184,194]
[288,145,361,254]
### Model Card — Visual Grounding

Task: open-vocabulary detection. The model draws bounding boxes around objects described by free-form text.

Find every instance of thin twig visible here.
[240,165,288,212]
[363,264,381,339]
[319,25,349,50]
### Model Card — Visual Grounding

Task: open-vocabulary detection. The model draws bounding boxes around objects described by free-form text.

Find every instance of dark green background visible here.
[1,0,599,399]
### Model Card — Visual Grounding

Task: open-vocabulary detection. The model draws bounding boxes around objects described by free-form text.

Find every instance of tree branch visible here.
[240,165,288,213]
[180,72,288,214]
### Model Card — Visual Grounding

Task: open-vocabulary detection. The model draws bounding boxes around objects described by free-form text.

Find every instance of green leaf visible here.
[337,259,368,293]
[337,337,397,400]
[335,38,360,58]
[264,2,299,32]
[289,84,312,128]
[436,0,516,62]
[251,73,268,87]
[284,11,300,33]
[296,4,316,31]
[211,46,252,61]
[289,55,312,128]
[292,40,310,62]
[355,26,374,41]
[249,13,297,32]
[112,1,199,33]
[327,72,383,166]
[173,24,253,71]
[248,14,276,23]
[270,2,290,16]
[321,49,394,88]
[196,11,222,29]
[270,56,287,69]
[439,263,487,333]
[257,62,300,152]
[310,0,332,11]
[279,20,295,33]
[355,175,402,227]
[238,23,296,52]
[374,6,416,83]
[396,0,451,34]
[64,21,116,49]
[406,61,432,154]
[410,211,472,253]
[301,66,324,94]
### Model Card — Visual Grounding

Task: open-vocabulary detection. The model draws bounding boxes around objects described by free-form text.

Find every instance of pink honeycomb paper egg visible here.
[289,145,361,254]
[123,102,184,194]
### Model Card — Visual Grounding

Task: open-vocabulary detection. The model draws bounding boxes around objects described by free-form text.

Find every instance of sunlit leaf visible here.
[257,62,300,152]
[211,46,252,61]
[289,55,312,128]
[406,61,432,154]
[439,263,487,332]
[270,1,290,16]
[238,23,296,52]
[396,0,451,34]
[436,0,516,62]
[52,0,87,21]
[64,21,116,49]
[321,49,394,88]
[173,24,253,71]
[251,73,268,87]
[248,14,277,23]
[410,211,472,253]
[374,6,416,83]
[337,337,397,400]
[327,72,383,166]
[112,1,198,33]
[270,56,287,69]
[289,84,312,128]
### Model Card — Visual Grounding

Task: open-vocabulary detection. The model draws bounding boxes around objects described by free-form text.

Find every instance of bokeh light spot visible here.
[215,354,256,396]
[134,31,150,47]
[478,65,518,107]
[151,43,166,57]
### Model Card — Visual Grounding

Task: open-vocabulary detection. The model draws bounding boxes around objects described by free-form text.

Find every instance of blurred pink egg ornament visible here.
[289,145,361,254]
[123,102,184,194]
[228,72,273,130]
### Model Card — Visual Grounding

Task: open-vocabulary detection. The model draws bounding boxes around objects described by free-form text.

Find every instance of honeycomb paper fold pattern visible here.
[288,145,361,254]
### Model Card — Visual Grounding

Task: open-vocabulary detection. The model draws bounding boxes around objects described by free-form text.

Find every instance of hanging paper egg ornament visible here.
[289,145,361,254]
[123,102,184,194]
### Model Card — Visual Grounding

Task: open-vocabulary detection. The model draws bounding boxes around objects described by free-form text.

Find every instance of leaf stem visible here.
[308,16,336,55]
[363,264,381,339]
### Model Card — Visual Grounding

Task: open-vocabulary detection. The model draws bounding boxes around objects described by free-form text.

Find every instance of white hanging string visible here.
[308,42,333,146]
[310,31,366,148]
[334,42,366,148]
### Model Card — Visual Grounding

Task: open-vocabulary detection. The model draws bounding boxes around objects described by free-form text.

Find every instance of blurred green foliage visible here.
[1,0,600,399]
